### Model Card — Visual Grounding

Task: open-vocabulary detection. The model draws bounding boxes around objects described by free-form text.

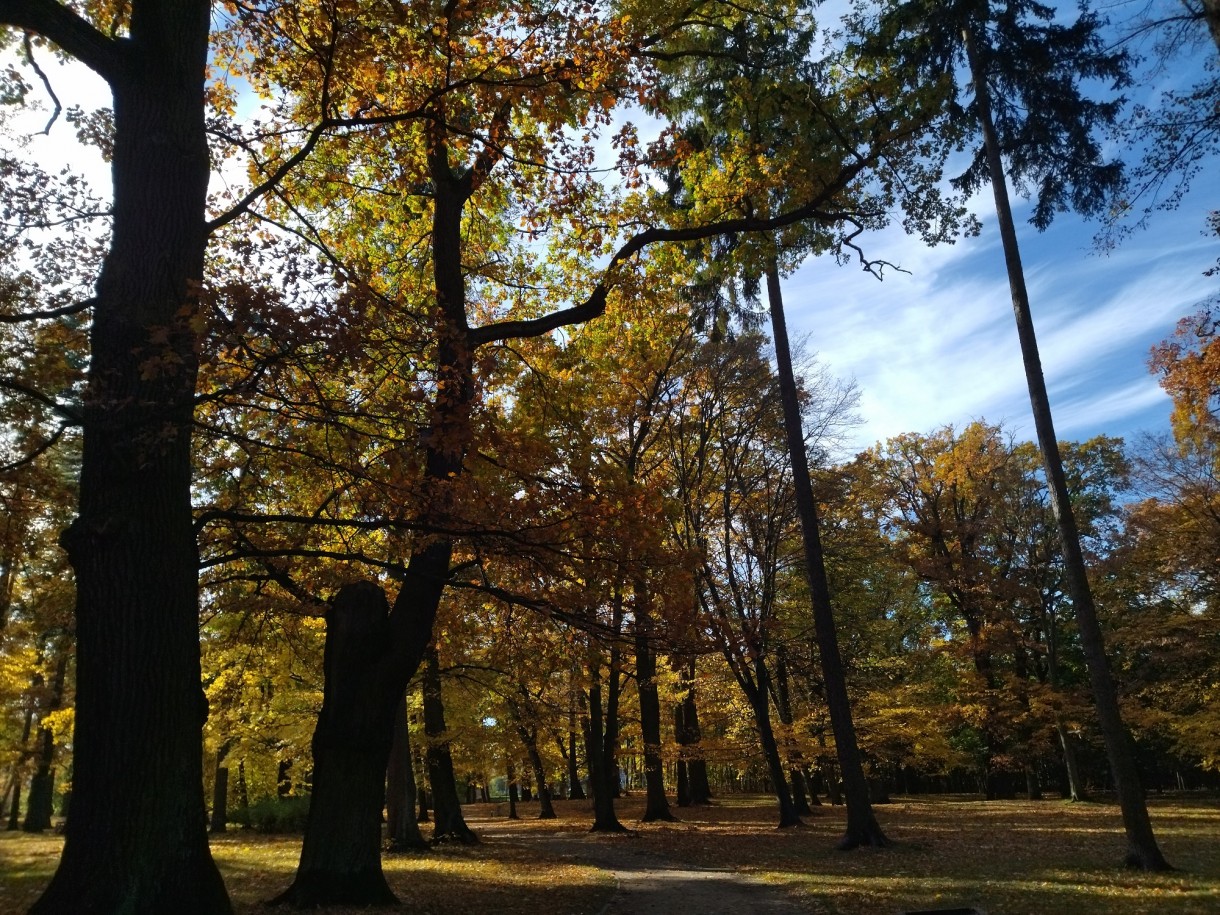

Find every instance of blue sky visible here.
[782,180,1217,453]
[4,14,1215,462]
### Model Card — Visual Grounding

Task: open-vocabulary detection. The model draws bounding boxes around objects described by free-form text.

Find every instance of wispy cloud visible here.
[782,192,1216,452]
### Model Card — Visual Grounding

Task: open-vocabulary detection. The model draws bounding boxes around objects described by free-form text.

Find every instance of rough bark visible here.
[964,28,1169,871]
[423,646,478,844]
[9,2,231,909]
[765,264,888,850]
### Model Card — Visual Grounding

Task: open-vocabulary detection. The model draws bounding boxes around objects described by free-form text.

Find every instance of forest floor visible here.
[1,793,1218,913]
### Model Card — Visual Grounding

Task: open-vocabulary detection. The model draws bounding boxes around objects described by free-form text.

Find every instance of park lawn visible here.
[1,793,1218,913]
[577,793,1220,914]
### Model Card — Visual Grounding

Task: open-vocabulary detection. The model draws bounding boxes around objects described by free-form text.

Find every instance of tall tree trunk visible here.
[423,645,478,844]
[25,647,67,834]
[7,776,22,832]
[567,687,587,800]
[745,657,803,828]
[12,3,230,909]
[963,29,1169,871]
[585,655,626,832]
[635,589,676,822]
[270,582,402,907]
[386,696,427,851]
[677,657,713,805]
[516,724,556,819]
[209,764,229,836]
[765,263,888,850]
[771,647,813,817]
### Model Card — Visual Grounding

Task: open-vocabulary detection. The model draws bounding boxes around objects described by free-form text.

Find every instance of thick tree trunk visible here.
[16,3,229,910]
[423,646,478,844]
[271,582,402,907]
[765,264,887,850]
[386,696,427,851]
[964,29,1169,871]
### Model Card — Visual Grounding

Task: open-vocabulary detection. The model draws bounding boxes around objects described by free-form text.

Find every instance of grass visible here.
[2,793,1218,913]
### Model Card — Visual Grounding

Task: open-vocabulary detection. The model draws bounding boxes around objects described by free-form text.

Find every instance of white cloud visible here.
[779,191,1216,452]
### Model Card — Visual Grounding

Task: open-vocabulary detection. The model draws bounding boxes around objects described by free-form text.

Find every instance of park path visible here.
[485,827,804,915]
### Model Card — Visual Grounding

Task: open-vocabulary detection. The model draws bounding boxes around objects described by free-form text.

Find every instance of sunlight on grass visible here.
[1,795,1217,914]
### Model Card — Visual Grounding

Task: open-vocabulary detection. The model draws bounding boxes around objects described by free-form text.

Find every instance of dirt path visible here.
[484,827,803,915]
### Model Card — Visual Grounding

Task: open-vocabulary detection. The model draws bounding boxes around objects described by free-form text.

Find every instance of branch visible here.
[0,297,94,323]
[468,192,873,347]
[22,31,60,133]
[0,375,82,424]
[0,0,123,83]
[0,420,71,473]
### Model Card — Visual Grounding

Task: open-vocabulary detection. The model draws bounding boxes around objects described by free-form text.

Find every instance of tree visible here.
[858,0,1169,870]
[0,3,233,909]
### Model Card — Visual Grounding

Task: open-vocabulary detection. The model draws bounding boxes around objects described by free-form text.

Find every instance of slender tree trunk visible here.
[635,592,676,822]
[678,657,713,804]
[507,761,520,819]
[517,726,556,819]
[276,758,293,799]
[386,696,427,851]
[585,656,626,832]
[963,29,1169,871]
[24,649,67,833]
[423,645,478,844]
[236,761,250,827]
[17,4,230,909]
[7,777,22,831]
[746,656,803,828]
[772,647,813,816]
[1056,722,1089,802]
[765,264,887,850]
[567,702,587,800]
